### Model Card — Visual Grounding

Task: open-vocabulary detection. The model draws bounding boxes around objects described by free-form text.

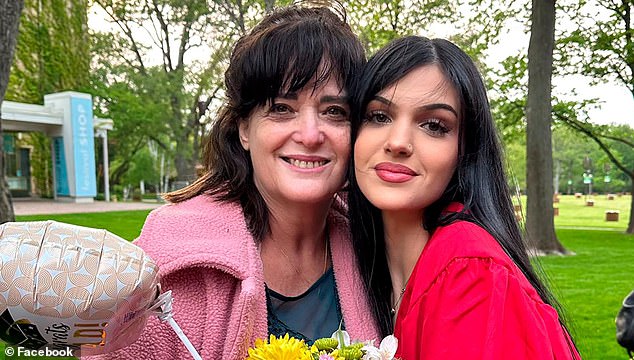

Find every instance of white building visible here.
[1,91,112,202]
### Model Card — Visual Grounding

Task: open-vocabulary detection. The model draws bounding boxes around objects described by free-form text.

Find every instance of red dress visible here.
[394,205,581,359]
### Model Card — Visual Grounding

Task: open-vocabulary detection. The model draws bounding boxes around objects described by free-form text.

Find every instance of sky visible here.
[557,78,633,126]
[88,6,634,127]
[490,24,634,127]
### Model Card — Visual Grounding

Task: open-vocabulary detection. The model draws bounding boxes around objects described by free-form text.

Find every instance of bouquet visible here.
[246,328,398,360]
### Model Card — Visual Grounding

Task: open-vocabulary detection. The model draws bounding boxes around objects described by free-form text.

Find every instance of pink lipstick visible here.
[374,162,418,183]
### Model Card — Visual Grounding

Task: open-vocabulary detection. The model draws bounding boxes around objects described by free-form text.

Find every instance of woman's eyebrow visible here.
[274,94,348,104]
[372,95,457,117]
[321,95,348,104]
[372,95,392,106]
[419,103,458,117]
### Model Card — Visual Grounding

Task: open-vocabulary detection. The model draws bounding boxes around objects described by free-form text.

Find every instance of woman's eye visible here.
[420,119,450,136]
[269,103,292,114]
[325,106,347,116]
[365,111,391,124]
[323,106,348,120]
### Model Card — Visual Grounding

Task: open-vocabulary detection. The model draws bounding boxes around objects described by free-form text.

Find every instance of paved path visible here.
[556,225,626,232]
[12,198,163,215]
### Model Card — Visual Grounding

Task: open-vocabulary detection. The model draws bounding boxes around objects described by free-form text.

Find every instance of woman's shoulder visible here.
[141,195,247,235]
[429,219,507,261]
[410,215,541,303]
[431,202,505,258]
[414,217,520,292]
[149,194,244,220]
[133,195,259,278]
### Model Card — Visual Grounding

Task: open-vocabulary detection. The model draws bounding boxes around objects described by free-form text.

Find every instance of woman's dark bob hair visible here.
[348,35,569,339]
[165,3,365,241]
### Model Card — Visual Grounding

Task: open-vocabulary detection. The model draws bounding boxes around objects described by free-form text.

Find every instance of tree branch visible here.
[600,133,634,148]
[559,116,634,177]
[147,135,169,150]
[150,0,173,71]
[110,137,147,184]
[177,9,193,71]
[95,1,147,74]
[218,0,246,34]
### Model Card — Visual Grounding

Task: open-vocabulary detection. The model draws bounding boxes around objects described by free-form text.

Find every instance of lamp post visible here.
[583,155,593,199]
[604,163,611,195]
[567,159,573,195]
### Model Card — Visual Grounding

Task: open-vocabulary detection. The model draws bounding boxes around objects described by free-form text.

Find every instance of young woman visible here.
[348,35,581,359]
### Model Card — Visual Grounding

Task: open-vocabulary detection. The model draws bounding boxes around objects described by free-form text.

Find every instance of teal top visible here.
[266,267,344,344]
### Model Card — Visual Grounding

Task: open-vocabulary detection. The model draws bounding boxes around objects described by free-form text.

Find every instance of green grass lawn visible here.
[554,194,631,230]
[15,210,153,240]
[543,229,634,359]
[2,196,634,359]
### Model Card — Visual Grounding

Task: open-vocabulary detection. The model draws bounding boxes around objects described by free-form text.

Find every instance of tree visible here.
[557,1,633,99]
[556,0,634,234]
[0,0,25,223]
[504,138,527,192]
[91,0,264,185]
[8,0,90,103]
[555,106,634,233]
[525,0,568,253]
[346,0,455,53]
[90,63,177,187]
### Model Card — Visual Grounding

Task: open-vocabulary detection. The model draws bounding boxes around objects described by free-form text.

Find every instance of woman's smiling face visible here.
[239,76,351,207]
[354,64,460,214]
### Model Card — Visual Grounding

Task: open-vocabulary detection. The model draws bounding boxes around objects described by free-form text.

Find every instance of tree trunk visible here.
[526,0,567,253]
[0,0,25,224]
[264,0,275,13]
[174,141,195,182]
[172,96,193,182]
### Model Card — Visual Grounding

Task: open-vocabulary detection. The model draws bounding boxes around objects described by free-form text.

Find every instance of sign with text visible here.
[70,97,96,197]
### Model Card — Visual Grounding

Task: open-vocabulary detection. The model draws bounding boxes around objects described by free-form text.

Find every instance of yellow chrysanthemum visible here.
[246,334,314,360]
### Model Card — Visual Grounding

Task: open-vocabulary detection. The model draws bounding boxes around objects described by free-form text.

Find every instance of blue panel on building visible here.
[53,137,69,196]
[71,97,97,196]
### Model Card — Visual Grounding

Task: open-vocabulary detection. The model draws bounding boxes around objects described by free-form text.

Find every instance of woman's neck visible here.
[260,198,333,296]
[382,210,429,295]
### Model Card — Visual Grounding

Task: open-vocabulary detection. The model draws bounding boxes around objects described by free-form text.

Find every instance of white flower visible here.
[331,329,350,348]
[361,335,398,360]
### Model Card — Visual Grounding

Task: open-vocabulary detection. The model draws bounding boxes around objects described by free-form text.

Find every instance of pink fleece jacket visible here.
[83,195,379,359]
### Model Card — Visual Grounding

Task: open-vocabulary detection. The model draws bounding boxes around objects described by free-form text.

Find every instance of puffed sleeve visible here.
[395,257,579,360]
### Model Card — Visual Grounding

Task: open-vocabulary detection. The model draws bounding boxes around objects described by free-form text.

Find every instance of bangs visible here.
[235,18,354,115]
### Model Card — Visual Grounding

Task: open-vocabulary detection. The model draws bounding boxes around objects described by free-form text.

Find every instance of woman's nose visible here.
[292,110,325,147]
[384,124,413,156]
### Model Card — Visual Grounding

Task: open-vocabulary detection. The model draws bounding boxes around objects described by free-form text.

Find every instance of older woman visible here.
[85,3,379,360]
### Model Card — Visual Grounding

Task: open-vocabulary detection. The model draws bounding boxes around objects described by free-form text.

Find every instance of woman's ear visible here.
[238,120,249,151]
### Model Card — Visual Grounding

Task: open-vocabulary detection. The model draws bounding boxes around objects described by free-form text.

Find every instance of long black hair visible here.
[348,35,567,339]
